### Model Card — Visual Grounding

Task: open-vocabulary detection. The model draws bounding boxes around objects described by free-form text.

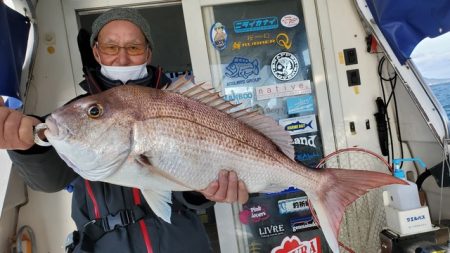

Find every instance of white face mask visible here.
[100,63,148,84]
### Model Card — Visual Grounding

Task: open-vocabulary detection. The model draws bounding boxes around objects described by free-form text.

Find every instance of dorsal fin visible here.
[164,76,295,160]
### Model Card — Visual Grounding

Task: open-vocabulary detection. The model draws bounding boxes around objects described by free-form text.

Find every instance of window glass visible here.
[411,32,450,119]
[201,0,322,167]
[200,1,330,252]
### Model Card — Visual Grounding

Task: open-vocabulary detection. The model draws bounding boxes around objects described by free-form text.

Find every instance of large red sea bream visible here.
[39,77,405,252]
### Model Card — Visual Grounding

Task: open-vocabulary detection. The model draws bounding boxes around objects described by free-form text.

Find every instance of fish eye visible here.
[87,104,103,118]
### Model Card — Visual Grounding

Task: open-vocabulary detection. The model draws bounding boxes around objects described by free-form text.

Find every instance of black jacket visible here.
[8,66,213,253]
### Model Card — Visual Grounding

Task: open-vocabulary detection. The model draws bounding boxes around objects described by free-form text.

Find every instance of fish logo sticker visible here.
[271,235,321,253]
[279,115,317,135]
[285,121,312,132]
[225,57,259,79]
[271,52,299,81]
[281,14,300,28]
[210,22,228,51]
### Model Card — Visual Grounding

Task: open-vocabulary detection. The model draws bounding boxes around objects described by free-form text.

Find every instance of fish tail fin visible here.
[305,168,406,252]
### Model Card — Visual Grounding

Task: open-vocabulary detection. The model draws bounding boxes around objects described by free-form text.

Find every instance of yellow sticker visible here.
[47,46,55,54]
[276,33,292,49]
[353,86,359,94]
[338,52,344,64]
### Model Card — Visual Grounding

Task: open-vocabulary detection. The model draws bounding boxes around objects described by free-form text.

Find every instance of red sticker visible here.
[271,236,321,253]
[239,205,270,224]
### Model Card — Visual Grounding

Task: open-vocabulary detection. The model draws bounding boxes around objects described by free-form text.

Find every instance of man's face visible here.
[93,20,152,66]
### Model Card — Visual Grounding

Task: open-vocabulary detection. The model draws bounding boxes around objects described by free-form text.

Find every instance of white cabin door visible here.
[181,0,336,252]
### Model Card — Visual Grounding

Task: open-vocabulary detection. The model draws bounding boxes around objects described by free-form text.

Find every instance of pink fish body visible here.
[44,78,405,252]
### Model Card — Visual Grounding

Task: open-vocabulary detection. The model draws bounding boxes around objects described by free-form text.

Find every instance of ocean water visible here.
[429,82,450,119]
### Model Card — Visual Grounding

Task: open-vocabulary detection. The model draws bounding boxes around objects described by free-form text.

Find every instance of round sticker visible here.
[271,52,299,81]
[210,22,228,51]
[281,14,300,28]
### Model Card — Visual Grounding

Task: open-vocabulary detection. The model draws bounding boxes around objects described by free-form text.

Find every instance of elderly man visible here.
[0,7,248,253]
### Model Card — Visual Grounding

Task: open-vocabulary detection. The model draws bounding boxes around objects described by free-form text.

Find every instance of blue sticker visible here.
[233,16,278,33]
[223,87,254,102]
[295,152,322,163]
[286,95,315,115]
[292,132,324,167]
[210,22,228,51]
[225,57,259,79]
[223,87,255,111]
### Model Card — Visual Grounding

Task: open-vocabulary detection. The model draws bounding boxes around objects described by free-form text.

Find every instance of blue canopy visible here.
[367,0,450,64]
[0,2,30,109]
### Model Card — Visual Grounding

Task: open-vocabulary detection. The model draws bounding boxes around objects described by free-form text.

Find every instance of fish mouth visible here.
[45,116,69,140]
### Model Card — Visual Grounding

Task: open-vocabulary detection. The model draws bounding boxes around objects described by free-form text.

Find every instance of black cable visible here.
[388,109,394,165]
[385,71,397,106]
[377,56,392,163]
[377,56,405,167]
[389,72,405,161]
[380,62,390,163]
[416,169,432,190]
[377,57,396,82]
[384,64,394,165]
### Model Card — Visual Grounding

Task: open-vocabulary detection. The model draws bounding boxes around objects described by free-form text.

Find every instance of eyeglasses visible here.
[96,42,148,56]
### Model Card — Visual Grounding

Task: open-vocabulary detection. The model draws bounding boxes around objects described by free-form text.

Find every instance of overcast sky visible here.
[411,31,450,80]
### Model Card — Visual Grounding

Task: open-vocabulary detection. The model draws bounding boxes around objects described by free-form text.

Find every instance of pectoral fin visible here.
[142,189,173,224]
[136,154,192,191]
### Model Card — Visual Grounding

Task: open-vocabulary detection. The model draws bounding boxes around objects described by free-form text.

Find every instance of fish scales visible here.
[132,116,309,192]
[148,90,312,188]
[43,79,406,253]
[161,90,280,155]
[120,86,298,175]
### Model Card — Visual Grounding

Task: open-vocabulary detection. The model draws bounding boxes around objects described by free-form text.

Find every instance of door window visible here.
[190,1,332,252]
